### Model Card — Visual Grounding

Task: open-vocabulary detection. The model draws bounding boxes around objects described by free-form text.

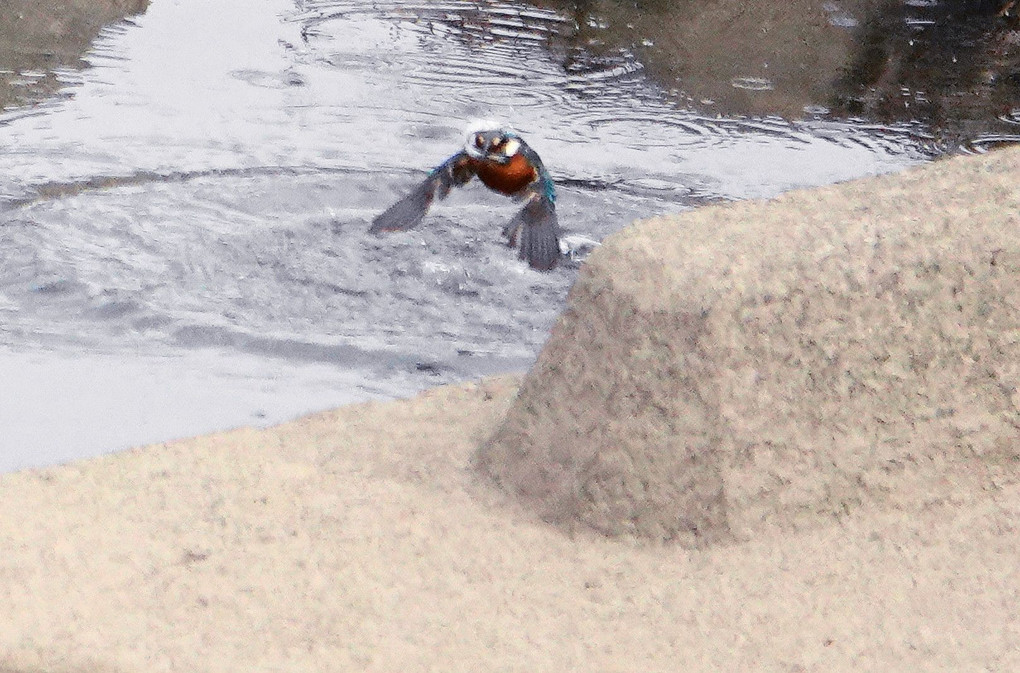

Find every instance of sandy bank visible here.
[2,148,1020,672]
[480,144,1020,545]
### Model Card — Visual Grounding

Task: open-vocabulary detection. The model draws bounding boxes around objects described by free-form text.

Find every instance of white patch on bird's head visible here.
[499,137,521,158]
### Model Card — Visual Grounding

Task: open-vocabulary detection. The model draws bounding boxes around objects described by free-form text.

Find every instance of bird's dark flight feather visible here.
[369,153,475,233]
[503,194,559,271]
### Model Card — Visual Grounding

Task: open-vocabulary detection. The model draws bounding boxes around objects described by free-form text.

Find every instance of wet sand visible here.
[0,348,396,473]
[0,0,148,108]
[2,147,1020,672]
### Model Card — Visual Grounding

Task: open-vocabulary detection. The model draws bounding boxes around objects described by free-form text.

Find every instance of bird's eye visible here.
[474,134,485,148]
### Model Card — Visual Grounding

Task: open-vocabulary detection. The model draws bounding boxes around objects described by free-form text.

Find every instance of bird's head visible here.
[463,122,522,165]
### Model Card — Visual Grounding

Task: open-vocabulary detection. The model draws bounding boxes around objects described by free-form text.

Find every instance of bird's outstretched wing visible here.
[370,153,476,233]
[502,192,559,271]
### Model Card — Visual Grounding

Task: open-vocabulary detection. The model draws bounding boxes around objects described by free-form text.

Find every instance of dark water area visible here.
[829,0,1020,151]
[540,0,1020,150]
[0,0,1016,470]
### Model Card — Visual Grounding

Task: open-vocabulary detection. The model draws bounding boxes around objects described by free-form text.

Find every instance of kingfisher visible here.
[370,123,560,271]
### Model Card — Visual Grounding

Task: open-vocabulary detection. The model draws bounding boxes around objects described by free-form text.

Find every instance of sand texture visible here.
[479,144,1020,545]
[2,148,1020,671]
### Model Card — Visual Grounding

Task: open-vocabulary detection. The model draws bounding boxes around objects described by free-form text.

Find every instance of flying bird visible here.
[370,124,560,271]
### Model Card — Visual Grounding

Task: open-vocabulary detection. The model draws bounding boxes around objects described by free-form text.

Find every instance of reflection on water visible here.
[831,0,1020,151]
[3,0,1012,468]
[542,0,865,119]
[541,0,1020,149]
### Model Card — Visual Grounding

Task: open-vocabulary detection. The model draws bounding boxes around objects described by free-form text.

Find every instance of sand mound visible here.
[475,147,1020,544]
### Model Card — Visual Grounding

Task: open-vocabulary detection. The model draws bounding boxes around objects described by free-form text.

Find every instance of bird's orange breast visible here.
[473,153,537,196]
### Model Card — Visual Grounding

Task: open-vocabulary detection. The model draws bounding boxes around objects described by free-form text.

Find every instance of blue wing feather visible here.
[517,141,556,203]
